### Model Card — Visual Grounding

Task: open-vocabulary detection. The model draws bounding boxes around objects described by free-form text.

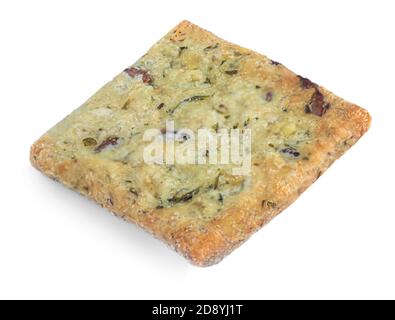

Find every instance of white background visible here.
[1,0,394,300]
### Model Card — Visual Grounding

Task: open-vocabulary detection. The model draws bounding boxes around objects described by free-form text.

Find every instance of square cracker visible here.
[31,21,371,266]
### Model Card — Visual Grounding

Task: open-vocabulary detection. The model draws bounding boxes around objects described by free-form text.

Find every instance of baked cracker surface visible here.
[31,21,371,266]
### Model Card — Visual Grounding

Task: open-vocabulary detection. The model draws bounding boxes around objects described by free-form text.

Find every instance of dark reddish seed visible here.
[265,92,273,102]
[280,147,300,157]
[157,103,165,110]
[305,89,327,117]
[298,75,316,89]
[271,60,280,66]
[124,67,153,84]
[142,73,152,84]
[124,67,140,77]
[95,137,119,153]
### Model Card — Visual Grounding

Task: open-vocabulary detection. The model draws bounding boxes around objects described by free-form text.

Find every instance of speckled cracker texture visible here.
[31,21,371,266]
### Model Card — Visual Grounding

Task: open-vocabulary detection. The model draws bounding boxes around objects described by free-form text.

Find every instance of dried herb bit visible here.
[168,188,200,204]
[225,70,238,75]
[181,95,210,104]
[280,147,300,158]
[169,95,211,114]
[265,92,273,102]
[262,200,277,209]
[305,89,327,117]
[298,75,316,89]
[122,98,131,110]
[218,193,224,204]
[343,136,355,147]
[271,60,281,66]
[214,104,229,114]
[107,197,114,207]
[203,77,212,85]
[124,67,153,84]
[129,187,139,197]
[82,137,97,147]
[243,118,250,127]
[213,174,221,189]
[94,136,119,153]
[179,46,188,53]
[255,85,262,89]
[204,43,219,51]
[157,102,165,110]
